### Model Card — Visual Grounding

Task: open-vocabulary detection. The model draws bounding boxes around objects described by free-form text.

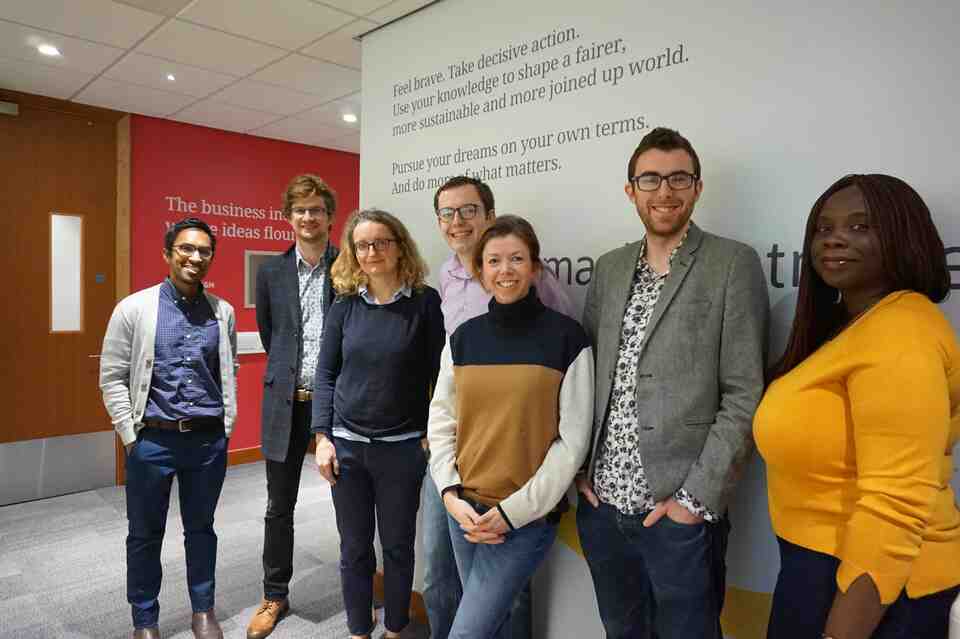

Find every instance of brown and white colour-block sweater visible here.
[428,289,594,529]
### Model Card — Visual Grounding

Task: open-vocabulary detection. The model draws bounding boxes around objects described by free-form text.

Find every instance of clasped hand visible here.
[443,491,508,544]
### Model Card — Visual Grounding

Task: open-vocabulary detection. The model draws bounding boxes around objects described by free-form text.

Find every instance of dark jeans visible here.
[576,501,725,639]
[768,536,960,639]
[330,437,426,635]
[262,399,313,600]
[125,426,228,629]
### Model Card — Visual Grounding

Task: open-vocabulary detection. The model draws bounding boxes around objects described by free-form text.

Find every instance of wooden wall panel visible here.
[0,89,124,443]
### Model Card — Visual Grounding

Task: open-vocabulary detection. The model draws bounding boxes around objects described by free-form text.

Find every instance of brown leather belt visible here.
[294,387,313,402]
[142,417,223,433]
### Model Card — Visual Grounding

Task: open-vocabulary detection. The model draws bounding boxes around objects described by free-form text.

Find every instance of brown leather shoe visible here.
[191,609,223,639]
[246,598,290,639]
[132,628,161,639]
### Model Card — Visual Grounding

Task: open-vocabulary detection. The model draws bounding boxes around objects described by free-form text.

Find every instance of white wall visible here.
[360,2,960,636]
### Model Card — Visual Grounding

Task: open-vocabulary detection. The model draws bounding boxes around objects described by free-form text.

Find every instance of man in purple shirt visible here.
[423,176,574,639]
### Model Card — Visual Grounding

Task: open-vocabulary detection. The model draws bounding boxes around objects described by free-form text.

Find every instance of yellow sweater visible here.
[754,291,960,604]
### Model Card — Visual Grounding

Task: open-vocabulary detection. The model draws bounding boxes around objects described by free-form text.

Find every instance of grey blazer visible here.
[582,223,769,514]
[255,242,339,462]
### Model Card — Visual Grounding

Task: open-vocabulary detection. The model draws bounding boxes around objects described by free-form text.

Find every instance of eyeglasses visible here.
[354,238,397,254]
[630,171,699,192]
[437,204,482,222]
[291,206,328,218]
[172,244,213,259]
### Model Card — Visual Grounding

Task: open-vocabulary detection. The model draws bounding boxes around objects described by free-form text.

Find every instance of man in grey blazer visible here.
[575,128,768,639]
[246,174,340,639]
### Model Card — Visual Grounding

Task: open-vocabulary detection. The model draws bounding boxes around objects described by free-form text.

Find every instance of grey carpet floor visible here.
[0,458,429,639]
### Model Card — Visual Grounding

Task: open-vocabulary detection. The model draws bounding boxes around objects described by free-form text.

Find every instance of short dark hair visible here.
[433,175,495,214]
[627,127,701,181]
[472,215,541,278]
[772,173,950,379]
[282,173,337,218]
[164,217,216,255]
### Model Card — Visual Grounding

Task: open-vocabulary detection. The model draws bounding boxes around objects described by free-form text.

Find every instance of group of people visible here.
[99,127,960,639]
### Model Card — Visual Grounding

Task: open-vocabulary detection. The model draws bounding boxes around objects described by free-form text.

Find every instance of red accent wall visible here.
[130,115,358,450]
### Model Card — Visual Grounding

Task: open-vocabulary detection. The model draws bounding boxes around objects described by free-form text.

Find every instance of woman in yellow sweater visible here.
[754,174,960,639]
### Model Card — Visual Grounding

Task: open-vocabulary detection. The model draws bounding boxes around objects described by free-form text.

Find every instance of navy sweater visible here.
[312,286,445,439]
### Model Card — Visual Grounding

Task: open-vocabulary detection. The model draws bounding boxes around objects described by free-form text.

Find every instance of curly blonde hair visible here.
[331,209,429,295]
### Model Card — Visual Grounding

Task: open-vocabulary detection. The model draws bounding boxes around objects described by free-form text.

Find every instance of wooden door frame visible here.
[115,114,131,485]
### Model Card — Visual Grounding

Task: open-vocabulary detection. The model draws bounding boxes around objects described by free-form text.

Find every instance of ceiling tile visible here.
[175,99,282,132]
[105,52,238,98]
[137,19,286,76]
[214,79,328,116]
[113,0,195,16]
[0,55,95,99]
[300,18,375,69]
[252,54,359,102]
[181,0,354,50]
[0,20,124,73]
[299,92,361,131]
[0,0,164,49]
[74,76,197,116]
[365,0,433,24]
[252,116,350,146]
[325,130,359,153]
[314,0,395,19]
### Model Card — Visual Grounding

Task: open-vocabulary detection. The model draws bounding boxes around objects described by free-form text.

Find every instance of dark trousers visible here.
[330,437,426,635]
[262,399,313,600]
[768,536,960,639]
[125,426,228,629]
[576,501,725,639]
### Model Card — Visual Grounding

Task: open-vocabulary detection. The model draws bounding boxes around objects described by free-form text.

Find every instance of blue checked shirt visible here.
[143,278,224,421]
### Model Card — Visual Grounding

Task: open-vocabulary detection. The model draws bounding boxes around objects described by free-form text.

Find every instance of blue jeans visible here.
[330,437,426,636]
[768,536,960,639]
[576,501,723,639]
[125,426,228,629]
[421,473,462,639]
[447,510,556,639]
[422,477,534,639]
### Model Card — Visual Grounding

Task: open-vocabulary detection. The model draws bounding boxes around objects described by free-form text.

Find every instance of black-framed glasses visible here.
[630,171,699,192]
[172,244,213,259]
[291,206,328,218]
[437,204,482,222]
[354,238,397,254]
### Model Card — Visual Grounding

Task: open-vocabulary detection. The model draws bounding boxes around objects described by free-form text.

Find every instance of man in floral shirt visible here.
[575,128,768,639]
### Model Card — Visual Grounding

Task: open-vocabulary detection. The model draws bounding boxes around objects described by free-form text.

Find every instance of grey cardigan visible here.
[99,283,239,445]
[582,223,769,514]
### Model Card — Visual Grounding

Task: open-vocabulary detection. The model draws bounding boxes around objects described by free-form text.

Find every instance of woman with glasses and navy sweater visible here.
[428,215,594,639]
[312,209,444,639]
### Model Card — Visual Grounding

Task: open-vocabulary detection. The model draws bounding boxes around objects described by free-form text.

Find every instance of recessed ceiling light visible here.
[342,113,358,123]
[37,44,61,57]
[166,73,176,81]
